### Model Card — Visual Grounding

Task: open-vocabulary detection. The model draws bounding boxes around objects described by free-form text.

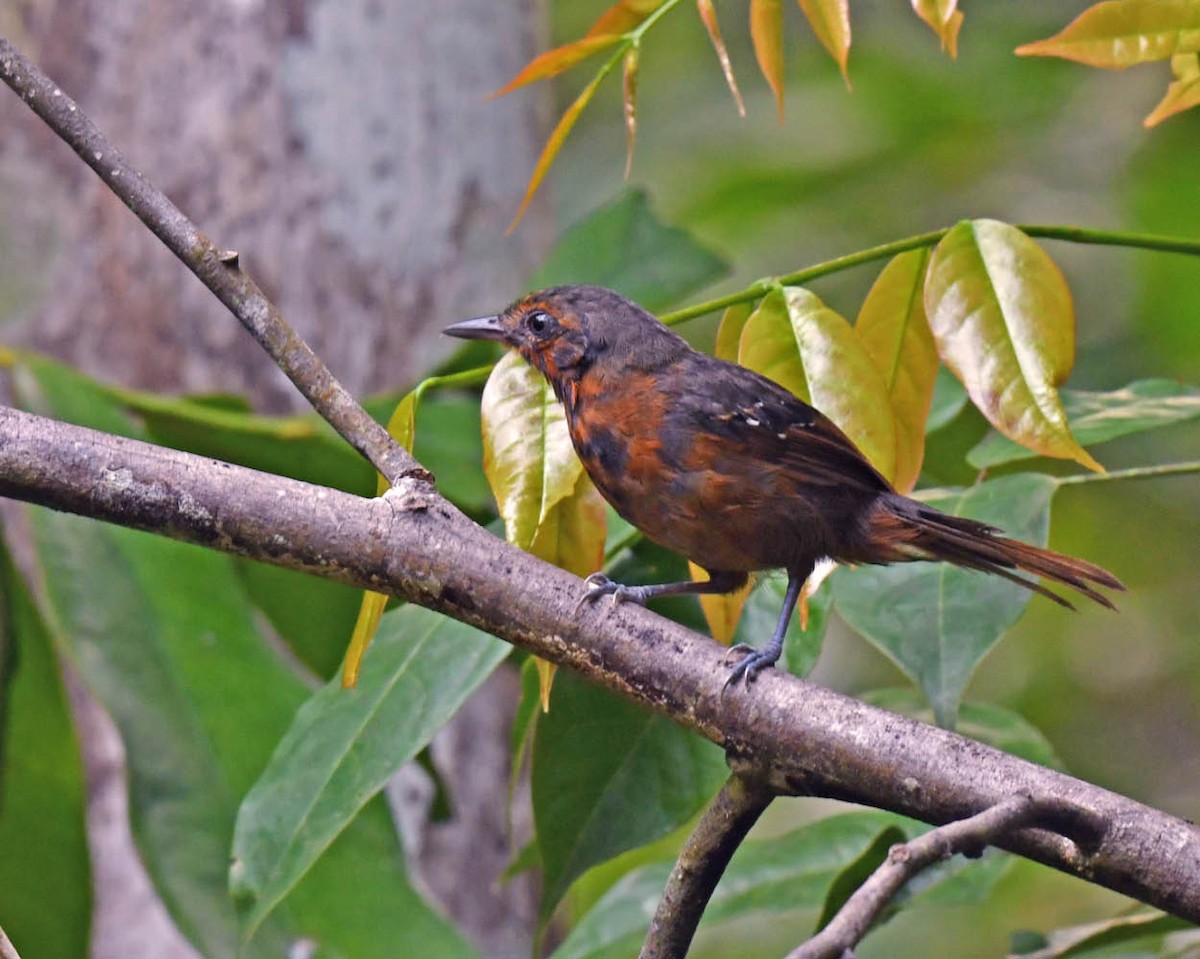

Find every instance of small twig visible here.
[0,925,21,959]
[787,795,1095,959]
[641,771,776,959]
[0,36,422,486]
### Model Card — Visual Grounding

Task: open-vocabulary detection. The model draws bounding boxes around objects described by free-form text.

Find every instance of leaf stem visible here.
[631,0,688,40]
[1056,460,1200,486]
[661,225,1200,325]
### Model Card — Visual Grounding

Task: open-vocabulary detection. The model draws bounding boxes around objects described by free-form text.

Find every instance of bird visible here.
[444,284,1123,685]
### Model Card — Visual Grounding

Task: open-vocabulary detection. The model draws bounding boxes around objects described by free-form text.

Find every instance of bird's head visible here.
[444,284,687,386]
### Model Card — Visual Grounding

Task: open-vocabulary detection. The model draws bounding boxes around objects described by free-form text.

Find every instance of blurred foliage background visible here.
[531,1,1199,955]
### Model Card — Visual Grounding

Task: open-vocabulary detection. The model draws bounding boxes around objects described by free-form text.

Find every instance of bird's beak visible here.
[443,314,506,342]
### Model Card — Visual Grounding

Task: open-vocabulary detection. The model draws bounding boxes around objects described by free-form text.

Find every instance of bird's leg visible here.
[725,565,811,687]
[576,569,748,612]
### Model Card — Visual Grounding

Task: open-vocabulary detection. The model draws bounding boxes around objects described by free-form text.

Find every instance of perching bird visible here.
[445,284,1122,684]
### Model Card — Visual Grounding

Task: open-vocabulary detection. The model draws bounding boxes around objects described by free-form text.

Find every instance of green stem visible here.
[631,0,687,40]
[413,365,493,401]
[661,224,1200,326]
[1057,460,1200,487]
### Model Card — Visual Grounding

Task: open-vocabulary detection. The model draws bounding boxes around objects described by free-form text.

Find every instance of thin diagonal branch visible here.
[641,771,776,959]
[788,795,1104,959]
[2,405,1199,923]
[0,36,421,486]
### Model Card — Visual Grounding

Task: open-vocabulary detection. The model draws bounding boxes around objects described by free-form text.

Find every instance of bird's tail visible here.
[864,493,1124,610]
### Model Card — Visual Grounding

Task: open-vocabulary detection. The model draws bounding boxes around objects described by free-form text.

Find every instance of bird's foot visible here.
[574,573,653,614]
[723,642,781,689]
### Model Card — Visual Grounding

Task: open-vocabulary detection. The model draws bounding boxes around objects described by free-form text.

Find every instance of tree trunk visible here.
[0,2,547,956]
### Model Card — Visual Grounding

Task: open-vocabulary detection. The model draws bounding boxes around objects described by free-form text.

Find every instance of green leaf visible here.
[1015,1,1200,69]
[1012,909,1193,959]
[859,688,1064,769]
[552,812,906,959]
[0,535,90,959]
[816,825,905,932]
[926,365,969,432]
[231,604,508,936]
[968,379,1200,469]
[833,473,1059,728]
[856,249,939,492]
[740,286,899,482]
[925,220,1101,472]
[533,671,727,925]
[531,190,728,313]
[29,510,293,957]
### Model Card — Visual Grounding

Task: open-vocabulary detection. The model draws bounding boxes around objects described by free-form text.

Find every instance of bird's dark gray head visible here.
[443,284,689,385]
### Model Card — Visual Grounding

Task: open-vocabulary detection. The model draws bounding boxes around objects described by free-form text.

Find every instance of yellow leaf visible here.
[1145,52,1200,125]
[855,250,938,493]
[623,47,639,179]
[697,0,746,115]
[1016,0,1200,69]
[690,561,753,645]
[482,352,583,549]
[492,35,621,98]
[797,0,852,83]
[750,0,786,120]
[911,0,963,58]
[508,56,616,232]
[925,220,1102,473]
[587,0,669,38]
[739,287,899,481]
[342,388,419,687]
[528,473,608,579]
[526,472,608,708]
[714,301,753,361]
[534,659,557,713]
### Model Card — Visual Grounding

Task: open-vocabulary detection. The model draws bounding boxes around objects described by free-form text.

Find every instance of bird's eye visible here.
[526,310,551,335]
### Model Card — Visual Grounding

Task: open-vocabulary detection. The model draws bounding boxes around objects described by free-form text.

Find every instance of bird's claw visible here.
[723,644,779,690]
[574,573,650,615]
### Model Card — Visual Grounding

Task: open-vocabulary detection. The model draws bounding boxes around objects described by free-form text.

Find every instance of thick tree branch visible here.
[2,405,1199,922]
[0,35,420,486]
[642,771,776,959]
[789,795,1100,959]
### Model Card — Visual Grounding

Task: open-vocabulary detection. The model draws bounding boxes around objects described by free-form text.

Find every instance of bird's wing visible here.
[684,357,894,495]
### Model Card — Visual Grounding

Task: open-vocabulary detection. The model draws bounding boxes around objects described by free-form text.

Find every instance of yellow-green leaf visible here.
[586,0,668,38]
[492,35,622,98]
[1015,0,1200,69]
[911,0,963,58]
[751,0,786,120]
[528,472,607,708]
[1145,52,1200,125]
[739,286,898,481]
[622,46,640,178]
[528,472,607,579]
[508,54,617,231]
[482,352,584,548]
[342,389,419,688]
[855,249,938,493]
[690,561,753,645]
[697,0,746,115]
[924,220,1102,472]
[714,301,754,361]
[798,0,852,82]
